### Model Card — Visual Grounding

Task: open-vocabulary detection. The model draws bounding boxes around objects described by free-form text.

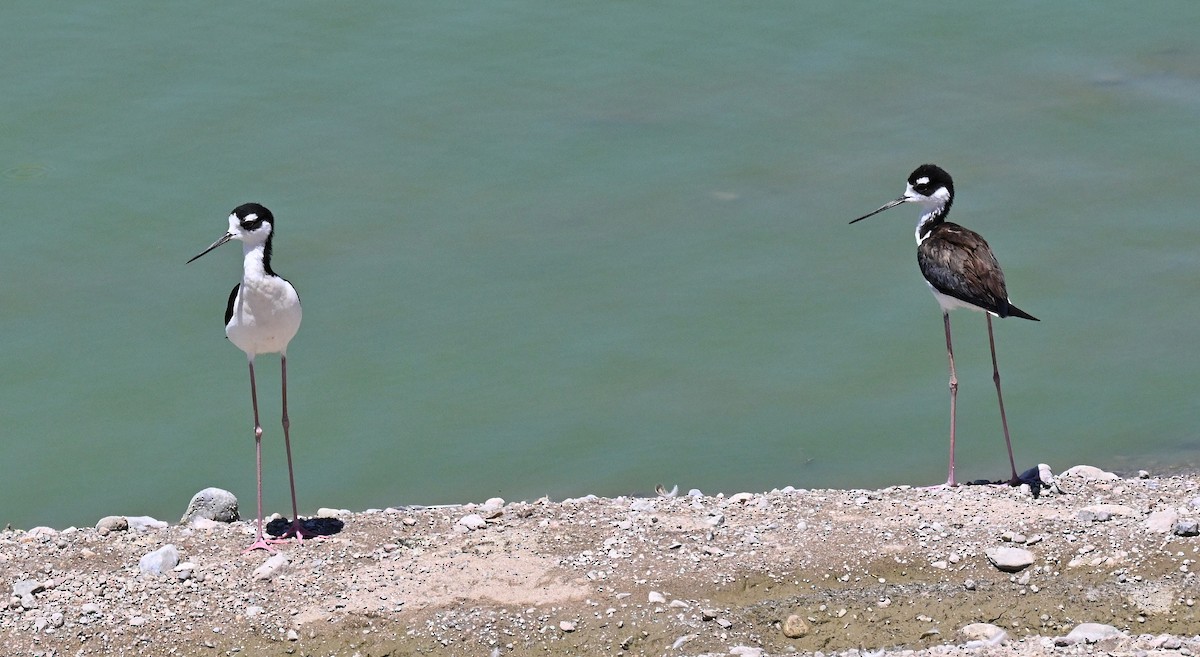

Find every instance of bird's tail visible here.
[1004,303,1039,321]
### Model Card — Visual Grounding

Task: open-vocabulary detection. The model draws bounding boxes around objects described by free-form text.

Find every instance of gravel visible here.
[0,465,1197,656]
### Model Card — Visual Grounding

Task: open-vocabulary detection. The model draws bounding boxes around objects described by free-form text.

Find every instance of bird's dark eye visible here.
[240,217,263,231]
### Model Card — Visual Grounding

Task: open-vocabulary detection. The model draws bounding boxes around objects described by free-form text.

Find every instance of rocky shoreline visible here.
[2,465,1198,656]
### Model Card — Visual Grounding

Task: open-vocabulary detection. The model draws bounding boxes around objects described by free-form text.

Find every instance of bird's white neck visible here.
[242,242,271,280]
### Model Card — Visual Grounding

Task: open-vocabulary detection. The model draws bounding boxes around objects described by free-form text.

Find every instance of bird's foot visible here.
[265,515,344,542]
[1012,466,1045,488]
[272,519,318,543]
[242,537,278,554]
[1009,466,1051,497]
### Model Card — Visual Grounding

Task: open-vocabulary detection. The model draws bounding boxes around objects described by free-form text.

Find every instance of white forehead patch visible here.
[915,176,930,185]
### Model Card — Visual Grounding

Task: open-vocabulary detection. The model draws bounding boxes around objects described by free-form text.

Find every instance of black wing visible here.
[224,284,240,327]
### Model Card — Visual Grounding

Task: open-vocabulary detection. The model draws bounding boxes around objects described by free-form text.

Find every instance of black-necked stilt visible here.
[188,203,308,551]
[850,164,1037,487]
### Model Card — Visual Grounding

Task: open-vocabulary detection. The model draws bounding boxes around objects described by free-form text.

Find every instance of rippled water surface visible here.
[2,4,1199,528]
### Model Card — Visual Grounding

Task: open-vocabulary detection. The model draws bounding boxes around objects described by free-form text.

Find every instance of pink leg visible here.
[987,315,1021,485]
[275,354,314,542]
[243,359,276,553]
[944,312,958,487]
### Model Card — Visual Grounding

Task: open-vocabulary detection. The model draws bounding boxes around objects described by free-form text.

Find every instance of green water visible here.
[2,4,1198,529]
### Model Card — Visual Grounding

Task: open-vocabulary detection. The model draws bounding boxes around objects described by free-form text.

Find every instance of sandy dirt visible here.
[2,466,1198,656]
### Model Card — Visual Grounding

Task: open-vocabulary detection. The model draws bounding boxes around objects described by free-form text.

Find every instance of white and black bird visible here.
[189,203,308,551]
[850,164,1037,487]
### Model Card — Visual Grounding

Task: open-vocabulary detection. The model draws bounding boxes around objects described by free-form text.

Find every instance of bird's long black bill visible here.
[849,197,905,224]
[187,233,234,263]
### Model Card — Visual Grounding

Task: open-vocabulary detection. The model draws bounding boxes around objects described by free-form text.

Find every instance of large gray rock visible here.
[139,544,180,575]
[127,516,168,532]
[479,497,506,518]
[985,547,1035,572]
[960,623,1007,647]
[456,514,487,531]
[95,516,129,534]
[12,579,43,610]
[1144,509,1179,533]
[252,553,289,581]
[1056,622,1125,645]
[180,487,240,523]
[1077,504,1137,522]
[1061,465,1120,480]
[1174,520,1200,537]
[782,614,809,638]
[12,580,43,597]
[24,527,58,541]
[1077,508,1112,522]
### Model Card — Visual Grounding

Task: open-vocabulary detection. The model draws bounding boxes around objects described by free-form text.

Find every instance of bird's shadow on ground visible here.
[966,465,1051,498]
[265,517,344,538]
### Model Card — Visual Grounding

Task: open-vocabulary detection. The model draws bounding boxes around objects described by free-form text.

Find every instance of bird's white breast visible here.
[226,274,302,356]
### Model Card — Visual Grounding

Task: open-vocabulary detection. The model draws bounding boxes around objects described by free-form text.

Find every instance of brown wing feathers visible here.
[918,223,1037,320]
